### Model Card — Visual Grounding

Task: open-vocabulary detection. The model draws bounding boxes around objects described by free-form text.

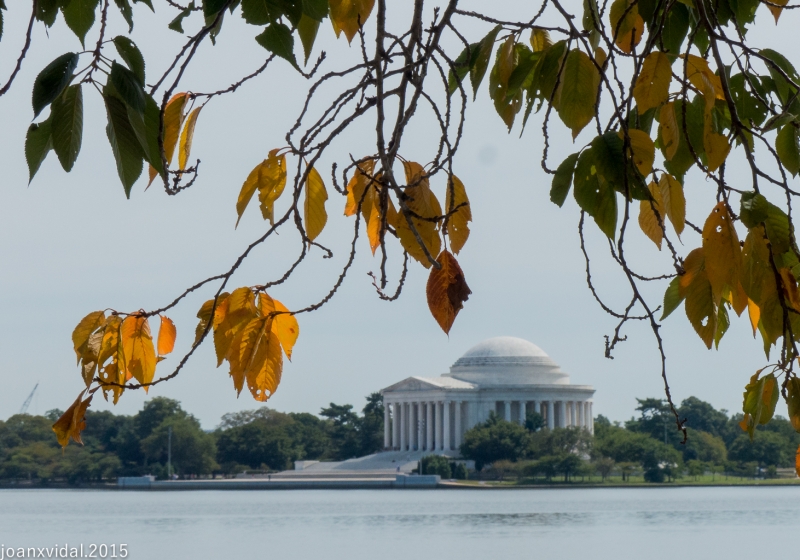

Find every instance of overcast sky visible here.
[0,1,793,429]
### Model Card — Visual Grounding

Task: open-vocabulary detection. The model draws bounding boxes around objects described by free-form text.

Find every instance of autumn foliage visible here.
[5,0,800,468]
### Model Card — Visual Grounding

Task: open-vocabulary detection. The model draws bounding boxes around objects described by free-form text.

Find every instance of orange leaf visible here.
[702,202,742,307]
[426,250,471,334]
[157,315,177,355]
[164,92,189,165]
[121,315,157,387]
[52,391,93,448]
[178,105,202,170]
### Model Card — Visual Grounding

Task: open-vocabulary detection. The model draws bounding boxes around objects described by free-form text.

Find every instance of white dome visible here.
[445,336,569,386]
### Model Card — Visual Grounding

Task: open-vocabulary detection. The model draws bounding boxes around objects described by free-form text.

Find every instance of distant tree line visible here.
[2,393,797,484]
[459,397,800,482]
[0,394,385,484]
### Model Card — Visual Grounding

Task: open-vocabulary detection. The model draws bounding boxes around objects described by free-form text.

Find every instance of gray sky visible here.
[0,2,791,428]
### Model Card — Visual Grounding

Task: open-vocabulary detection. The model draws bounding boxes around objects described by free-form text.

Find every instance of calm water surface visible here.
[1,487,798,559]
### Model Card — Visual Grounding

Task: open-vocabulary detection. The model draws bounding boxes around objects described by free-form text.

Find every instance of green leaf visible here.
[714,303,729,349]
[550,152,578,207]
[127,93,165,177]
[104,92,144,197]
[776,124,800,177]
[297,13,320,64]
[36,0,60,27]
[25,119,53,183]
[32,53,78,117]
[113,0,133,31]
[133,0,154,9]
[109,61,145,116]
[555,49,599,138]
[240,0,273,25]
[469,25,501,101]
[169,3,194,32]
[739,192,769,228]
[532,40,567,102]
[255,23,298,70]
[113,36,145,86]
[203,0,226,18]
[302,0,328,20]
[741,371,780,439]
[660,2,689,56]
[61,0,100,47]
[447,43,478,97]
[50,84,83,172]
[661,276,683,320]
[573,148,618,238]
[507,47,538,97]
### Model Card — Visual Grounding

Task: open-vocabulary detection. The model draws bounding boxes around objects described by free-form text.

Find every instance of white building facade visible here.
[381,337,595,454]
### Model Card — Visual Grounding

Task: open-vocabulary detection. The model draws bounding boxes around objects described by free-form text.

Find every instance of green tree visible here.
[320,403,362,461]
[358,392,385,456]
[728,431,789,468]
[140,416,218,477]
[460,413,530,470]
[419,455,451,478]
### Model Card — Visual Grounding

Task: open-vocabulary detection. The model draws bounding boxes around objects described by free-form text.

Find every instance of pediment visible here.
[382,377,441,392]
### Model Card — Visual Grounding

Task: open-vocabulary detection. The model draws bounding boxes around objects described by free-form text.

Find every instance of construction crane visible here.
[19,383,38,415]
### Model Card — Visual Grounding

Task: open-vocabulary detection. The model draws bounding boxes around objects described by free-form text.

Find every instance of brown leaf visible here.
[426,250,471,334]
[52,391,93,448]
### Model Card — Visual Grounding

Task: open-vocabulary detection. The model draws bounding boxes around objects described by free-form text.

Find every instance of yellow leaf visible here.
[157,315,177,356]
[304,166,328,242]
[786,376,800,432]
[121,315,157,387]
[742,226,782,346]
[594,47,608,70]
[767,0,788,23]
[257,150,288,225]
[213,287,257,367]
[344,159,375,217]
[258,293,300,360]
[609,0,643,53]
[530,28,552,52]
[686,55,725,102]
[329,0,374,43]
[747,298,760,337]
[195,292,229,346]
[633,52,672,113]
[555,49,601,139]
[178,105,202,171]
[426,250,471,334]
[396,162,442,267]
[659,102,680,161]
[72,311,106,365]
[246,328,283,402]
[638,182,664,249]
[147,165,158,189]
[52,391,93,448]
[702,202,743,307]
[445,175,471,254]
[620,129,655,176]
[228,316,269,396]
[363,177,398,255]
[658,173,685,237]
[164,92,189,165]
[704,131,730,172]
[679,248,704,297]
[779,268,800,312]
[236,160,265,228]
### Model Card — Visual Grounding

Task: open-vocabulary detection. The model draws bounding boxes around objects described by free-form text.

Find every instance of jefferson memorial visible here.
[381,336,595,454]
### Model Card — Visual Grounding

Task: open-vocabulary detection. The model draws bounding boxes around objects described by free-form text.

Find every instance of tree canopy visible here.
[3,0,800,456]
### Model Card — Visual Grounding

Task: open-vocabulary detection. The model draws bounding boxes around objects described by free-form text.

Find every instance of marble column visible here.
[426,402,433,451]
[384,403,390,449]
[436,402,443,450]
[400,402,407,450]
[570,401,577,427]
[589,402,594,434]
[504,401,511,422]
[393,403,400,449]
[443,401,451,451]
[560,401,567,428]
[519,401,527,425]
[534,400,541,414]
[584,402,590,430]
[547,401,554,430]
[454,401,462,451]
[416,403,423,451]
[577,401,583,429]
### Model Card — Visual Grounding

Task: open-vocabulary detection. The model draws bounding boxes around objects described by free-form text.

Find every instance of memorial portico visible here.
[381,337,595,454]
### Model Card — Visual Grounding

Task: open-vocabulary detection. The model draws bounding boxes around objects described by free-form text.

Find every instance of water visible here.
[1,487,798,559]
